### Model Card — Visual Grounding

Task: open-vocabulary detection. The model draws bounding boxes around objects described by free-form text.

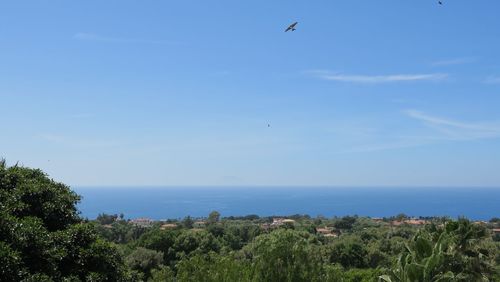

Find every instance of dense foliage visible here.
[0,160,131,281]
[1,160,499,281]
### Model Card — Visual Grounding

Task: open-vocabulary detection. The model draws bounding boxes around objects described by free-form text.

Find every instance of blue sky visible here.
[1,0,500,186]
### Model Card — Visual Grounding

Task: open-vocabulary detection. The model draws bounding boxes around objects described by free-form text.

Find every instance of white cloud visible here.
[309,71,448,83]
[431,57,476,66]
[336,111,500,154]
[404,110,500,140]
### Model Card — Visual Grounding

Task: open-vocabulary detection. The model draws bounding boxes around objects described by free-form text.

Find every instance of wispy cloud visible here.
[335,111,500,154]
[431,57,477,66]
[484,75,500,84]
[73,32,180,45]
[308,71,448,83]
[404,110,500,140]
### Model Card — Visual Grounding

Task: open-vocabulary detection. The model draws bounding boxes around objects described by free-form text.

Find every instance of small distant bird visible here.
[268,124,271,127]
[438,1,443,4]
[285,22,298,32]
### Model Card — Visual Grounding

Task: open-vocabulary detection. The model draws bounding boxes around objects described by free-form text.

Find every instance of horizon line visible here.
[71,185,500,189]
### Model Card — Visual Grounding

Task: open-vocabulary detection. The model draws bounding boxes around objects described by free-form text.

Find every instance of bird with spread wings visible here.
[285,22,298,32]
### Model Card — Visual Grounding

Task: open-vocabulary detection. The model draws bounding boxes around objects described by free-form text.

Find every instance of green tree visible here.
[125,247,164,280]
[326,237,369,269]
[246,229,324,282]
[182,216,194,229]
[343,268,381,282]
[208,211,221,225]
[138,229,177,265]
[167,229,222,262]
[96,213,118,225]
[149,265,175,282]
[176,253,252,282]
[0,159,130,281]
[334,216,357,230]
[0,240,22,281]
[207,224,225,237]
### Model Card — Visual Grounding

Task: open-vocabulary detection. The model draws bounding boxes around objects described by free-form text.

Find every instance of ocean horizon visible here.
[73,186,500,221]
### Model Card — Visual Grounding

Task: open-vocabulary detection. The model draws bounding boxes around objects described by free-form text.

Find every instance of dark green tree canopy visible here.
[0,160,81,232]
[0,160,130,281]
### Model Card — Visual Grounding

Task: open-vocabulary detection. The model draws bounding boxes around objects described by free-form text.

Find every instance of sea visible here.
[73,187,500,221]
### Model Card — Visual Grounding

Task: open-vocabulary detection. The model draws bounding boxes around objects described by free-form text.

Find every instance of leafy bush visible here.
[0,160,129,281]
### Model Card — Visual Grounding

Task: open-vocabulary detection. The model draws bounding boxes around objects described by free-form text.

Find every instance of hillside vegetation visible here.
[1,160,499,281]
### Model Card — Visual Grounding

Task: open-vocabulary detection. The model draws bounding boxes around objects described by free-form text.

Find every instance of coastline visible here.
[74,186,500,220]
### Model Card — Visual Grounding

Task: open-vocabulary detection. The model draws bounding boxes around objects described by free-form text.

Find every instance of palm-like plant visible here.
[379,232,450,282]
[379,219,494,282]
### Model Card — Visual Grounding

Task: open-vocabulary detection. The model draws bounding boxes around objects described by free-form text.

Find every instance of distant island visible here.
[1,160,499,281]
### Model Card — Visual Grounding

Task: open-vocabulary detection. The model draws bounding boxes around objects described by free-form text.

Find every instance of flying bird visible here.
[285,22,298,32]
[438,1,443,4]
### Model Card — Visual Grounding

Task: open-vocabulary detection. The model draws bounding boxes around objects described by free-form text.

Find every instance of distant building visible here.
[316,227,332,235]
[391,221,404,226]
[492,228,500,234]
[160,223,177,230]
[405,219,427,226]
[130,218,154,228]
[260,218,297,230]
[271,218,296,226]
[193,221,206,228]
[316,227,339,237]
[391,219,428,226]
